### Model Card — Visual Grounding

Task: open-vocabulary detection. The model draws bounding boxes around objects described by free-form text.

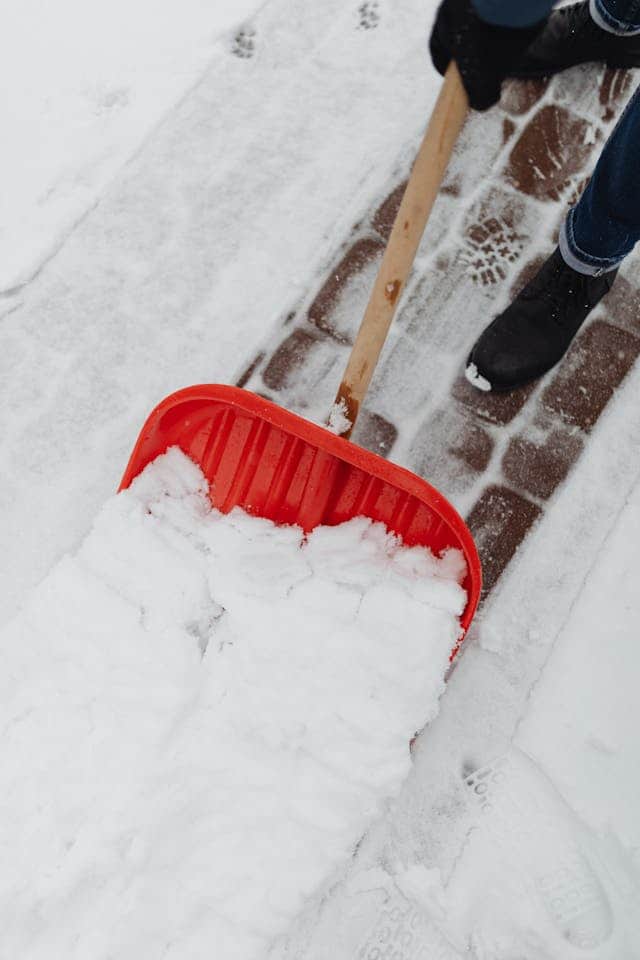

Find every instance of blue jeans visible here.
[560,1,640,275]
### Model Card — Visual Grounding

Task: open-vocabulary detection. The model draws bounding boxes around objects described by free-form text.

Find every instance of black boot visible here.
[465,248,618,392]
[509,1,640,78]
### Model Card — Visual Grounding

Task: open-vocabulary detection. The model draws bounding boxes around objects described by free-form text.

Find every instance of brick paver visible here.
[466,486,543,599]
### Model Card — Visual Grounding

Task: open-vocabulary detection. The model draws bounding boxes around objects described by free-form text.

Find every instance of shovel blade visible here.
[120,385,481,638]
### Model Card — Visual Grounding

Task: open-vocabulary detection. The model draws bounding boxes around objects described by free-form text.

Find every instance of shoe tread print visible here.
[232,27,255,59]
[465,750,614,951]
[355,878,459,960]
[358,1,380,30]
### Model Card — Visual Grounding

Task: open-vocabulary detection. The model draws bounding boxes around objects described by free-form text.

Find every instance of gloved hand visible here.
[430,0,546,110]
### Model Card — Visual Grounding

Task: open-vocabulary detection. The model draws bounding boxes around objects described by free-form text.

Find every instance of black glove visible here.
[430,0,546,111]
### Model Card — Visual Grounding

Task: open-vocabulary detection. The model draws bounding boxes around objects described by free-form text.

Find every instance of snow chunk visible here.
[465,362,492,392]
[327,399,352,436]
[0,446,466,959]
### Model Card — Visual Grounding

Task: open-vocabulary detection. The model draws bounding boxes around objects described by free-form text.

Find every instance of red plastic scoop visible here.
[120,66,481,644]
[120,384,480,636]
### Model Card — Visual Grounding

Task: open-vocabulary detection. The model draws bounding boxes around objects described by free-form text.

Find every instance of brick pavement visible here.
[237,66,640,603]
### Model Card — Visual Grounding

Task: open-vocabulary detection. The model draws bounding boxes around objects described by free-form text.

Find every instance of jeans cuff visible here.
[560,214,623,276]
[590,0,640,35]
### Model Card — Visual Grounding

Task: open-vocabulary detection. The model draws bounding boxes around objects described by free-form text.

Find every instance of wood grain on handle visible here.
[333,63,468,438]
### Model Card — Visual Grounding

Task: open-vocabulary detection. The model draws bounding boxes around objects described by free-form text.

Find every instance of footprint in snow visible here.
[463,202,527,287]
[232,27,256,59]
[358,1,380,30]
[465,750,615,950]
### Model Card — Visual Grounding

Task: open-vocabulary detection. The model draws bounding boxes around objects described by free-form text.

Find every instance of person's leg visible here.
[466,78,640,391]
[465,0,640,392]
[561,83,640,275]
[590,0,640,35]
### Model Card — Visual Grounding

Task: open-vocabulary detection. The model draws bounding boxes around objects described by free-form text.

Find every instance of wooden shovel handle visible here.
[332,63,468,438]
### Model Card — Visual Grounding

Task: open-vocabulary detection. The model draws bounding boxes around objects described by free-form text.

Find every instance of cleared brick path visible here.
[237,66,640,602]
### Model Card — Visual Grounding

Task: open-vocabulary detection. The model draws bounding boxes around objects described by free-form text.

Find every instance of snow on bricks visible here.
[409,406,494,500]
[372,182,407,241]
[542,320,640,431]
[451,374,535,426]
[601,269,640,337]
[502,421,584,502]
[598,67,634,122]
[504,105,599,203]
[262,328,338,395]
[461,190,534,287]
[308,238,384,343]
[500,78,548,117]
[467,486,542,600]
[1,448,467,959]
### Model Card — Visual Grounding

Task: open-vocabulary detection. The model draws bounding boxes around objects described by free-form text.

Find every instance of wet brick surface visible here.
[599,67,634,122]
[502,425,584,501]
[409,406,494,498]
[602,271,640,336]
[505,105,598,203]
[500,78,548,117]
[236,352,266,389]
[451,375,535,427]
[262,328,326,392]
[467,485,543,599]
[308,237,384,341]
[372,183,407,241]
[352,409,398,458]
[541,320,640,431]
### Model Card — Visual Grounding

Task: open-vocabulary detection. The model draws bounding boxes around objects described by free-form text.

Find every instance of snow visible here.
[4,0,640,954]
[0,0,263,292]
[327,399,353,436]
[412,472,640,955]
[514,486,640,854]
[0,447,466,959]
[464,361,492,392]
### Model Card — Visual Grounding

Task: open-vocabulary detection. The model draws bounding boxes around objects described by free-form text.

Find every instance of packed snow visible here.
[327,399,353,435]
[464,361,492,392]
[0,447,466,958]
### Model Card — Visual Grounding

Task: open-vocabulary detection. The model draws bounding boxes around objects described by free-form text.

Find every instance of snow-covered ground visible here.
[0,0,264,292]
[2,0,640,956]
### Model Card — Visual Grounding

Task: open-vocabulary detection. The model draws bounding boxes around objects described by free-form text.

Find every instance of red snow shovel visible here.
[120,65,481,644]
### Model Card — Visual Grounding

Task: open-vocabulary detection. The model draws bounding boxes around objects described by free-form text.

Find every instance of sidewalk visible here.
[271,347,640,958]
[241,65,640,602]
[266,63,640,952]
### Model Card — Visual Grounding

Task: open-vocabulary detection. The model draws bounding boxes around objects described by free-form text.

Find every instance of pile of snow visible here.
[0,447,466,958]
